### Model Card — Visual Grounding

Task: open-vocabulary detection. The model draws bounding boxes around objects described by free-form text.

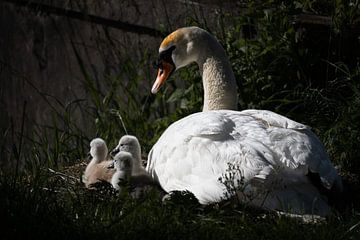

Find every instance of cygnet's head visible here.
[89,138,108,160]
[111,135,141,158]
[152,27,213,94]
[114,151,133,172]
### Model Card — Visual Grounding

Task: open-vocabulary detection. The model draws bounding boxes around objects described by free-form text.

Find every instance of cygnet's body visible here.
[111,135,160,197]
[111,135,148,176]
[111,151,133,192]
[83,138,115,188]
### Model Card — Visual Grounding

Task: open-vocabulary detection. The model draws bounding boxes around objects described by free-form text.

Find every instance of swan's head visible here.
[113,151,133,172]
[111,135,141,158]
[151,26,207,94]
[89,138,108,160]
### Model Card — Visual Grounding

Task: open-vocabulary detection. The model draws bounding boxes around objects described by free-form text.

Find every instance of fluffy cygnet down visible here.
[111,135,162,197]
[111,135,147,176]
[111,151,133,192]
[83,138,115,188]
[111,151,160,198]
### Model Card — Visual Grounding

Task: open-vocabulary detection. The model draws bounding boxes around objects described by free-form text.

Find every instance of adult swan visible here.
[146,26,342,216]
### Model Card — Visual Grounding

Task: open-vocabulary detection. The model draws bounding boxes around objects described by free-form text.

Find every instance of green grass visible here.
[1,168,359,240]
[1,0,360,239]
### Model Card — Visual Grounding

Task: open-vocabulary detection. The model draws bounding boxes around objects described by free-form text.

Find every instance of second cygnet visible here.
[111,135,147,176]
[111,151,133,193]
[111,135,160,197]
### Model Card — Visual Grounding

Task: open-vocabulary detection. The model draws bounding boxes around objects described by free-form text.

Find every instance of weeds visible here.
[219,163,246,204]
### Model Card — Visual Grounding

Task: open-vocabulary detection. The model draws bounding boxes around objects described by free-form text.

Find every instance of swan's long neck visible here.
[196,36,238,111]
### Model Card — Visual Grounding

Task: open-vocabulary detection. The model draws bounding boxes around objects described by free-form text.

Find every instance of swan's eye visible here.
[153,45,176,70]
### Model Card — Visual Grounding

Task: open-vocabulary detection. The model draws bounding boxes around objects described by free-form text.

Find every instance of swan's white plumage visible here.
[147,27,342,216]
[147,110,341,215]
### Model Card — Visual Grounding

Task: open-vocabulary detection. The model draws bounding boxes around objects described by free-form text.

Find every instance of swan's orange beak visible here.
[151,61,174,94]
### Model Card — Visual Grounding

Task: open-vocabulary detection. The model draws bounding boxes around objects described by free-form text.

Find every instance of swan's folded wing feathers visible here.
[237,109,342,191]
[266,118,342,191]
[240,109,308,129]
[179,111,236,139]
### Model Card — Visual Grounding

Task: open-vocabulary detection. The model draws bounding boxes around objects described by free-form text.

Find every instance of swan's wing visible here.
[239,109,308,129]
[237,110,343,192]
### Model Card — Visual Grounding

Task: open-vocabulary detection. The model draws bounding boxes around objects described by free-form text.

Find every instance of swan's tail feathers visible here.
[318,168,344,193]
[320,174,343,193]
[263,185,331,217]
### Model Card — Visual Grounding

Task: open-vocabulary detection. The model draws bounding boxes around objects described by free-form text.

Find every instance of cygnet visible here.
[111,151,133,192]
[111,135,147,176]
[83,138,115,188]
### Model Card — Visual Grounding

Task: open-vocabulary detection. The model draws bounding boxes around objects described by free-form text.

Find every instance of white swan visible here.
[146,27,343,216]
[83,138,115,188]
[112,135,148,176]
[111,151,133,192]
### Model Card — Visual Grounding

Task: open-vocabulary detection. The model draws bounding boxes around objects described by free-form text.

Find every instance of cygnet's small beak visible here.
[151,61,175,94]
[107,160,115,169]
